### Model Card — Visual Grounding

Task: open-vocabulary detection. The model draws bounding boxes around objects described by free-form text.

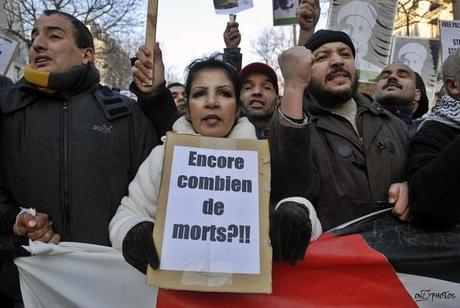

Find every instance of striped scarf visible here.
[420,95,460,130]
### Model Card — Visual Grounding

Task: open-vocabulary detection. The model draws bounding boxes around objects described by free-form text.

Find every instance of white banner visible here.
[15,241,157,308]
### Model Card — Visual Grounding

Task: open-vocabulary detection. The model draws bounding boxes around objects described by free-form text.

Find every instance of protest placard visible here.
[273,0,300,26]
[328,0,399,81]
[148,132,271,293]
[0,34,18,75]
[214,0,254,15]
[439,19,460,62]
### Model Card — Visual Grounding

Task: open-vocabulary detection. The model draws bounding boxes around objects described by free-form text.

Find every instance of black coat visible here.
[270,93,409,230]
[407,120,460,226]
[0,79,158,246]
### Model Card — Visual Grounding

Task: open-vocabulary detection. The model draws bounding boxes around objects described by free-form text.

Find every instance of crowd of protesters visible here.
[0,0,459,306]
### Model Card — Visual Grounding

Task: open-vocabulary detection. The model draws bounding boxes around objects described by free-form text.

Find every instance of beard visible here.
[307,70,359,109]
[374,86,414,107]
[376,94,413,107]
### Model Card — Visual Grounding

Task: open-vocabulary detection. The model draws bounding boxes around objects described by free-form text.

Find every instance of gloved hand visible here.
[122,221,159,274]
[270,201,312,265]
[0,234,30,261]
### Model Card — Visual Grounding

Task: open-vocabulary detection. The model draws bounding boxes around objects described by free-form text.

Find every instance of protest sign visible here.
[391,36,441,102]
[0,34,18,75]
[148,132,271,293]
[439,20,460,62]
[273,0,300,26]
[328,0,399,81]
[214,0,253,15]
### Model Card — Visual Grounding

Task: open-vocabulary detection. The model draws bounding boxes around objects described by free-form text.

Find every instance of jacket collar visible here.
[304,92,391,150]
[381,104,414,127]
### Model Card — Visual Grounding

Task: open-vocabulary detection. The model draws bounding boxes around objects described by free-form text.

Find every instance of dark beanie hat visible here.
[240,62,279,94]
[413,72,429,119]
[304,29,356,57]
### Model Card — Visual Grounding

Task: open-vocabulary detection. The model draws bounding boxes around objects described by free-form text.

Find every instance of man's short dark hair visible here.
[414,72,429,119]
[43,10,94,49]
[167,82,185,89]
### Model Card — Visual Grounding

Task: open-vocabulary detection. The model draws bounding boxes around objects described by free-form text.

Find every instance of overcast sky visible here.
[151,0,328,82]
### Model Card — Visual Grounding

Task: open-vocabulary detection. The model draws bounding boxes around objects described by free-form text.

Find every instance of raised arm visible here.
[130,43,178,138]
[297,0,321,46]
[223,19,242,72]
[269,46,318,203]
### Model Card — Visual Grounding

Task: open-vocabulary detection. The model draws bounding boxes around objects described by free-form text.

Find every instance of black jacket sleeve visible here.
[268,109,319,204]
[0,112,19,236]
[223,47,242,73]
[407,121,460,226]
[0,76,14,88]
[0,185,19,236]
[129,82,179,139]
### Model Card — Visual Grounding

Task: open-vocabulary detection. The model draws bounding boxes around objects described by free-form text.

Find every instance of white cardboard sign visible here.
[439,19,460,62]
[160,145,260,274]
[0,34,18,75]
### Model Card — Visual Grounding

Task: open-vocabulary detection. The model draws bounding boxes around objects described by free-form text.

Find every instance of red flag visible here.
[157,234,416,307]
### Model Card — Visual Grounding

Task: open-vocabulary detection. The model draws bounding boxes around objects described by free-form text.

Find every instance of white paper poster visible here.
[160,146,260,274]
[439,19,460,62]
[273,0,300,26]
[214,0,254,15]
[0,34,18,75]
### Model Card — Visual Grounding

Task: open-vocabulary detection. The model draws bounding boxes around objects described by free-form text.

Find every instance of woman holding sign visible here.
[109,54,257,273]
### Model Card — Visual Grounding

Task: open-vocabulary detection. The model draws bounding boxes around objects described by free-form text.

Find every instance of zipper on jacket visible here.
[355,109,366,143]
[62,100,70,240]
[355,108,373,200]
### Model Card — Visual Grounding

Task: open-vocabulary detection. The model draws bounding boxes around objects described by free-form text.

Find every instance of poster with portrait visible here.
[273,0,300,26]
[390,36,441,102]
[214,0,253,15]
[327,0,399,82]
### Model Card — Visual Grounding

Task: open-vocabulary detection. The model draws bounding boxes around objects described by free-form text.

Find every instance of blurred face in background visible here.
[170,85,186,113]
[240,73,278,119]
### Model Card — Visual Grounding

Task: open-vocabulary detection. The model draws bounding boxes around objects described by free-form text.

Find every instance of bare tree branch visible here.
[2,0,143,47]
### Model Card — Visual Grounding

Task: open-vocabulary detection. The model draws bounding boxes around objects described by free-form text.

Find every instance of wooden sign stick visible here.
[144,0,159,86]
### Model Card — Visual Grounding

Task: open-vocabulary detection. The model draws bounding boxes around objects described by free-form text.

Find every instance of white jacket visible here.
[109,116,257,250]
